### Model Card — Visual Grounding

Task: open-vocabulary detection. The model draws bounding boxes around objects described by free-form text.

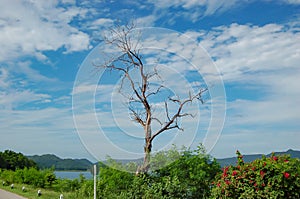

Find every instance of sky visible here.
[0,0,299,162]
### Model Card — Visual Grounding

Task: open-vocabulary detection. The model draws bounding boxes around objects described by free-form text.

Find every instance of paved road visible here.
[0,189,27,199]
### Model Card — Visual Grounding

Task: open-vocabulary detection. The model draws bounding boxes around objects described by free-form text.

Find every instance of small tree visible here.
[98,23,207,173]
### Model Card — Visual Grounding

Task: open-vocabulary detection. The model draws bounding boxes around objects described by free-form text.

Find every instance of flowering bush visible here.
[210,151,300,198]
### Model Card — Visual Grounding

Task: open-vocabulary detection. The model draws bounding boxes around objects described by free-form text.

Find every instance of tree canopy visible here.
[0,150,37,170]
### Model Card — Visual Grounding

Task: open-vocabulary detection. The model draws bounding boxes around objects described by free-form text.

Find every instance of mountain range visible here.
[27,149,300,171]
[27,154,93,171]
[217,149,300,167]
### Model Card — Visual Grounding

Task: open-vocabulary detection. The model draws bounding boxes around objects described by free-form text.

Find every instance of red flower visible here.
[284,172,290,179]
[225,180,231,185]
[217,183,221,187]
[232,170,238,176]
[284,159,289,163]
[222,167,229,177]
[273,156,278,161]
[260,170,265,178]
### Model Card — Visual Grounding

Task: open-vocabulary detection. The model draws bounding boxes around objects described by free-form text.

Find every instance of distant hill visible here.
[217,149,300,168]
[27,154,93,171]
[26,149,300,171]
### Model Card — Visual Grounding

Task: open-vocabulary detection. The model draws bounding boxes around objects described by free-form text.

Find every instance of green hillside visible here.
[27,154,93,171]
[0,150,37,170]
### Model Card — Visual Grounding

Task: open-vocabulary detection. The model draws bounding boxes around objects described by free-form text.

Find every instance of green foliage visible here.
[0,167,57,188]
[0,150,37,170]
[54,178,80,192]
[211,150,300,198]
[148,144,220,198]
[96,159,135,197]
[76,144,220,198]
[1,169,16,184]
[76,179,93,198]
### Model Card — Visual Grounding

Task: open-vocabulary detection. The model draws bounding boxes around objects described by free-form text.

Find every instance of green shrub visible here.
[153,145,220,198]
[76,144,219,198]
[211,151,300,198]
[76,179,93,198]
[0,169,16,184]
[0,167,57,188]
[96,160,134,197]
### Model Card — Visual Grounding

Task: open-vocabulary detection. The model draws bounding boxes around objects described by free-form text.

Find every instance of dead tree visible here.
[98,23,207,173]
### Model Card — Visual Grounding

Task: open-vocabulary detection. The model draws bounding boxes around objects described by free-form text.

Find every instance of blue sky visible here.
[0,0,299,161]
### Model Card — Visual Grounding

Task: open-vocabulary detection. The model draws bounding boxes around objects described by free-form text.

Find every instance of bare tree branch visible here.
[151,117,163,126]
[129,106,145,127]
[146,85,164,98]
[96,23,208,173]
[150,87,208,143]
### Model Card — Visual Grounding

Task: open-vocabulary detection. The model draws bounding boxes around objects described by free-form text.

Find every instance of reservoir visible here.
[54,171,93,180]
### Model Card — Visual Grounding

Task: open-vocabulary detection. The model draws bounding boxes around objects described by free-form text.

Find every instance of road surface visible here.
[0,189,27,199]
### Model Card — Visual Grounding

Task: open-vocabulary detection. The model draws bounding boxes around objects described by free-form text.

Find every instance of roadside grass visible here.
[0,183,80,199]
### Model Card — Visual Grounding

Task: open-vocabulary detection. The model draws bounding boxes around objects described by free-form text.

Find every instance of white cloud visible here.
[199,23,300,82]
[146,0,244,22]
[282,0,300,4]
[0,107,94,159]
[91,18,114,27]
[136,15,157,27]
[0,0,90,62]
[144,0,300,25]
[194,22,300,155]
[0,68,9,88]
[0,89,51,110]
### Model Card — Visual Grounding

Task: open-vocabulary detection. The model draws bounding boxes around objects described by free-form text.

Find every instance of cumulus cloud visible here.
[193,22,300,156]
[90,18,114,28]
[0,0,90,62]
[199,23,300,82]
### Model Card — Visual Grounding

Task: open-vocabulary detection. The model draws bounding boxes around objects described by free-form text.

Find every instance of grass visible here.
[0,183,81,199]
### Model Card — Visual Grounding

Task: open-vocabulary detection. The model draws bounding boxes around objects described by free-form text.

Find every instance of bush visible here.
[96,160,134,197]
[0,167,57,188]
[54,178,80,192]
[75,144,219,198]
[211,151,300,198]
[76,179,94,198]
[0,169,16,184]
[153,145,220,198]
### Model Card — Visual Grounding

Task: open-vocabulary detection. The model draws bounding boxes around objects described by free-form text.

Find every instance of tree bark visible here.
[141,138,152,173]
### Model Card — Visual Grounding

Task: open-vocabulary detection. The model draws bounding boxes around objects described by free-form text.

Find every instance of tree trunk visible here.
[136,132,152,174]
[140,110,152,173]
[142,138,152,172]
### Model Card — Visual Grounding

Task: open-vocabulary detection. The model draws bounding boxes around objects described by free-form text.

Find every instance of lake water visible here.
[54,171,93,180]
